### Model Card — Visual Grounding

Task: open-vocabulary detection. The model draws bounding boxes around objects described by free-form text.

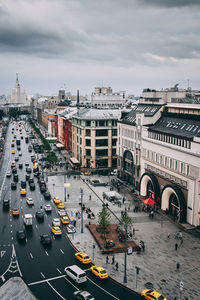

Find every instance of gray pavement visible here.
[48,173,200,300]
[0,277,36,300]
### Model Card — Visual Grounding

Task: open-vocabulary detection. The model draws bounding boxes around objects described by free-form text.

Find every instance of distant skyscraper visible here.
[10,73,27,104]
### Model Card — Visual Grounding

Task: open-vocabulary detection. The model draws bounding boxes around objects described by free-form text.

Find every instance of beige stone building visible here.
[71,109,118,172]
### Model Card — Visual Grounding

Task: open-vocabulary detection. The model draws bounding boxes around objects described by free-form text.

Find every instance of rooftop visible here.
[73,108,119,120]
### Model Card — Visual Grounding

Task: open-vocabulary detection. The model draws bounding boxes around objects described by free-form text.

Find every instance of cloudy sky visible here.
[0,0,200,97]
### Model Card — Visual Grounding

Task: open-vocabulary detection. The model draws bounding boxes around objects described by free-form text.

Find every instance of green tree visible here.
[9,108,19,119]
[119,209,133,232]
[97,205,111,240]
[46,151,58,164]
[0,109,5,120]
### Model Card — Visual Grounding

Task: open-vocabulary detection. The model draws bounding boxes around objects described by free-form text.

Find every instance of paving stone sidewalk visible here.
[47,174,200,300]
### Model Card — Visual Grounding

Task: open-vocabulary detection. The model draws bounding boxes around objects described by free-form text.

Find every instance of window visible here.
[112,139,117,146]
[96,139,108,147]
[112,149,116,155]
[86,129,90,136]
[96,149,108,156]
[99,121,104,126]
[112,129,117,136]
[86,121,90,126]
[96,129,108,137]
[86,149,91,156]
[86,139,91,146]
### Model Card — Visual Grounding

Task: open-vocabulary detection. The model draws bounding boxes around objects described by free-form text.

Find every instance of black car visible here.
[36,210,45,221]
[12,167,17,174]
[25,174,30,181]
[40,184,46,193]
[21,180,26,188]
[40,234,52,246]
[11,182,17,190]
[19,163,23,169]
[30,182,35,190]
[17,147,21,151]
[39,179,45,186]
[3,199,10,208]
[16,230,26,241]
[15,157,19,162]
[31,155,36,162]
[28,178,34,184]
[34,171,41,178]
[44,191,51,200]
[21,136,23,139]
[13,174,18,182]
[26,167,32,173]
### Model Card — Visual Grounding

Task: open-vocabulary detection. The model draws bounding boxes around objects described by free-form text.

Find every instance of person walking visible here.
[112,255,115,265]
[176,263,180,271]
[106,256,109,264]
[115,262,118,271]
[89,195,91,201]
[167,232,170,239]
[67,193,69,199]
[175,243,178,251]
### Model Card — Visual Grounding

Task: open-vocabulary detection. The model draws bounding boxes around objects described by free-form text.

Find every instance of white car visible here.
[58,209,67,217]
[52,218,61,227]
[19,152,22,156]
[26,198,34,205]
[44,204,52,212]
[6,171,12,177]
[25,162,29,166]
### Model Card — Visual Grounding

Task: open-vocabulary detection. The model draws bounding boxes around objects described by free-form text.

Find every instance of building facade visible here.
[72,109,118,171]
[91,87,126,108]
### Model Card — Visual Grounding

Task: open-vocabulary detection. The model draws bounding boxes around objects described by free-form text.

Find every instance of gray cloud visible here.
[139,0,200,7]
[0,0,199,95]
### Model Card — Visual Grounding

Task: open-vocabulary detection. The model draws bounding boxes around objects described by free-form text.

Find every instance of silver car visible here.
[52,218,61,227]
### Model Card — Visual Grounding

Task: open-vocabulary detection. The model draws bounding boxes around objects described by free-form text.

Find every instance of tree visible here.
[46,151,58,164]
[9,108,19,119]
[0,109,5,120]
[97,205,111,240]
[120,209,132,228]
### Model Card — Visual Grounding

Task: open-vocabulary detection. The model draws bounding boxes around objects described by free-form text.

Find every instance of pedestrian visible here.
[176,263,180,271]
[74,220,76,227]
[115,262,118,271]
[132,228,135,236]
[106,256,109,264]
[167,232,170,239]
[142,242,145,252]
[112,255,115,264]
[175,243,178,251]
[67,193,69,199]
[151,210,154,219]
[123,197,125,204]
[174,231,179,239]
[89,195,91,200]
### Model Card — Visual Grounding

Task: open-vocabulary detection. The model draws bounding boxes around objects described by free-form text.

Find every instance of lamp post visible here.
[123,201,129,284]
[80,188,84,233]
[64,174,66,202]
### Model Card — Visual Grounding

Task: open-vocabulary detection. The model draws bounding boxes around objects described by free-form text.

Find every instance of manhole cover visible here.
[145,282,154,289]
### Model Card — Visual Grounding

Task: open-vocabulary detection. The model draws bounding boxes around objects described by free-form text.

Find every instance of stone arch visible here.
[123,150,134,172]
[139,172,160,203]
[161,185,187,223]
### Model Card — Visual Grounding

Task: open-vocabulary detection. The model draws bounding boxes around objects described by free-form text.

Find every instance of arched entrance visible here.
[122,150,134,185]
[139,173,160,204]
[161,185,187,223]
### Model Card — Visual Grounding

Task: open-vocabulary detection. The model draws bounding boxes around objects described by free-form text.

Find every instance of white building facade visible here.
[91,87,126,108]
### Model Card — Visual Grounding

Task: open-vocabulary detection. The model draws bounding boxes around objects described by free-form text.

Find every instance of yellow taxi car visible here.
[57,202,65,209]
[12,208,20,216]
[141,289,167,300]
[60,215,70,224]
[53,197,61,204]
[11,150,15,154]
[90,265,108,279]
[12,139,15,142]
[75,252,92,264]
[51,226,62,235]
[20,189,27,196]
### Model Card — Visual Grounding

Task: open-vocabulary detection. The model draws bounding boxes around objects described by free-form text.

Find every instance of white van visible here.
[64,265,87,283]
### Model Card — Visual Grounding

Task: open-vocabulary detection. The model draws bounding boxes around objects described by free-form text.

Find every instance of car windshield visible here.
[84,256,90,260]
[158,296,165,300]
[100,270,106,274]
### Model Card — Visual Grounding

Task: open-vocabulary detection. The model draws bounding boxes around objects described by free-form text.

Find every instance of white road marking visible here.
[87,277,120,300]
[56,268,62,274]
[40,272,45,279]
[63,276,78,290]
[1,251,6,258]
[48,224,51,228]
[28,274,66,286]
[45,251,49,256]
[30,253,33,259]
[1,275,5,282]
[60,249,64,254]
[46,281,66,300]
[35,225,38,229]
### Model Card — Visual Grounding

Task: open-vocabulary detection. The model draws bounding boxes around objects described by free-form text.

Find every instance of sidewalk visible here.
[47,174,200,300]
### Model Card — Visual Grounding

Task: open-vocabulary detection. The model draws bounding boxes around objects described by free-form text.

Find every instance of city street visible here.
[47,172,200,300]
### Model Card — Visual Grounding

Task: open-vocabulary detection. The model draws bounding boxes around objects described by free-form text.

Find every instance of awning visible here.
[56,143,64,148]
[70,157,79,164]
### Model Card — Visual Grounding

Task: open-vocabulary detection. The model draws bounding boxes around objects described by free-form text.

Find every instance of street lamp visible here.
[80,188,84,233]
[123,201,129,284]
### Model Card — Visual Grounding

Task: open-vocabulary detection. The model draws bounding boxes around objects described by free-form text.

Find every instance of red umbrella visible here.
[143,198,156,205]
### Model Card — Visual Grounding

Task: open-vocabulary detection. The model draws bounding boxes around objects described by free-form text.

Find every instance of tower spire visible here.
[16,73,19,82]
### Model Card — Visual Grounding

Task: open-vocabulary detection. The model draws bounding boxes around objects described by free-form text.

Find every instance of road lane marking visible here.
[45,251,49,256]
[28,274,66,286]
[46,281,66,300]
[30,253,33,259]
[56,268,62,274]
[87,277,120,300]
[1,275,5,282]
[40,272,45,279]
[63,276,78,290]
[60,249,64,254]
[35,225,38,229]
[1,251,6,258]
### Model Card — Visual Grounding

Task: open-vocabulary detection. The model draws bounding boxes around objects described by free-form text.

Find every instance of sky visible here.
[0,0,200,97]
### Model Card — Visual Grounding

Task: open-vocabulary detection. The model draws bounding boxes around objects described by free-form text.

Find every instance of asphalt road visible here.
[0,121,141,300]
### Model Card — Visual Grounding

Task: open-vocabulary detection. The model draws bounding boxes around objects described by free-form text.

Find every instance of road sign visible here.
[0,251,6,258]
